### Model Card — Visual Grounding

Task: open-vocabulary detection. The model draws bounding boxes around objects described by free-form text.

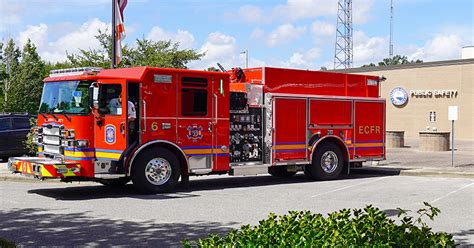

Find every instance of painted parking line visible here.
[431,181,474,203]
[311,177,387,198]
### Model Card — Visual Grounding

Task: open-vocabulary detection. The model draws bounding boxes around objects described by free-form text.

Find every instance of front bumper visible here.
[7,157,81,178]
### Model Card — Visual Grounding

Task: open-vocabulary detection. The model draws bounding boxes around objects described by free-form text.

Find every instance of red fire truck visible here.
[8,66,385,193]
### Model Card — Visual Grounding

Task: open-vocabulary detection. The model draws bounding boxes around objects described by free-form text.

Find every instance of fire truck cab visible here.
[8,66,385,194]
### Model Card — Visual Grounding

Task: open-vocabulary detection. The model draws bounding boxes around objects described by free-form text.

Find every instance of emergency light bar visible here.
[49,67,102,77]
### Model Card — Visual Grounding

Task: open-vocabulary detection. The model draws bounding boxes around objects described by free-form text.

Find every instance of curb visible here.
[353,166,474,179]
[399,169,474,179]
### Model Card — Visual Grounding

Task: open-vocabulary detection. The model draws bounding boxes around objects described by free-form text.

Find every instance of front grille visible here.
[41,124,64,158]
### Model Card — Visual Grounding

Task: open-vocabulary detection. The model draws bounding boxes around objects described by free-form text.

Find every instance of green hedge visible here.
[184,202,454,247]
[0,238,16,248]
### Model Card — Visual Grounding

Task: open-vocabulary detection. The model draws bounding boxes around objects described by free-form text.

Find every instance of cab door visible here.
[94,79,128,165]
[177,75,214,172]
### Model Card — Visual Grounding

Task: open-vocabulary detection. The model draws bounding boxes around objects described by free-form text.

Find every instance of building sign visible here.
[390,87,408,106]
[410,90,457,98]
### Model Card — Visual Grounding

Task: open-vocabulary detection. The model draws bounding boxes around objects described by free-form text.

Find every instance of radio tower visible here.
[333,0,353,69]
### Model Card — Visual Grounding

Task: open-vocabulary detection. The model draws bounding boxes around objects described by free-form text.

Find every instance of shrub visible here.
[25,117,38,156]
[0,238,16,248]
[184,202,454,247]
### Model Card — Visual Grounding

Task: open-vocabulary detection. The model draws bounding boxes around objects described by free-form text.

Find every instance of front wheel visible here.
[305,142,344,180]
[131,148,181,194]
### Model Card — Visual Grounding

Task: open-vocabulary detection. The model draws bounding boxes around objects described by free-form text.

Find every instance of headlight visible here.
[74,140,89,148]
[60,129,75,138]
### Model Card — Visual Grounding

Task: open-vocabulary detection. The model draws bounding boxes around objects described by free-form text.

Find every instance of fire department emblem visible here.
[105,124,116,144]
[186,124,203,142]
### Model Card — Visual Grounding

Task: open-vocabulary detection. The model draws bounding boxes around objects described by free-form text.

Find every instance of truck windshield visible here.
[39,81,92,114]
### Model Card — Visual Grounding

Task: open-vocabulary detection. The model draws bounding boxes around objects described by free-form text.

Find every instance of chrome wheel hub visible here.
[145,158,172,185]
[321,151,338,173]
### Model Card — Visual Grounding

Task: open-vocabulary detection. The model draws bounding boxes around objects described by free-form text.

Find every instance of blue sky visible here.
[1,0,472,69]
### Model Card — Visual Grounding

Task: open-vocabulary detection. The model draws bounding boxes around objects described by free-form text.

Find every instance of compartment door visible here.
[273,98,307,162]
[354,100,385,159]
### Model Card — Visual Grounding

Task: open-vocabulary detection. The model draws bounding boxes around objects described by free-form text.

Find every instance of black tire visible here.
[305,142,344,180]
[98,177,130,187]
[268,166,297,177]
[131,148,181,194]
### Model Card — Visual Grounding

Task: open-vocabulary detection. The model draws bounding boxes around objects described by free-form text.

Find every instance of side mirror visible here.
[89,83,99,110]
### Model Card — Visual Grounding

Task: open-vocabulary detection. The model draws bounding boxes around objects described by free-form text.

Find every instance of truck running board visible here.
[230,164,270,176]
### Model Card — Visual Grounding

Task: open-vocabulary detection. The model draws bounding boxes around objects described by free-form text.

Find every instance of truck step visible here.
[230,164,270,176]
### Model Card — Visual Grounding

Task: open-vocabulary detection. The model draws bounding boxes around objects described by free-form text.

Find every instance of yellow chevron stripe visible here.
[64,151,95,158]
[346,143,384,148]
[95,151,121,160]
[274,144,307,150]
[40,166,53,177]
[353,142,384,148]
[184,148,228,155]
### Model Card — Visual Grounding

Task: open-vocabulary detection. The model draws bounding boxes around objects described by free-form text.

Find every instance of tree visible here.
[6,39,46,114]
[65,29,203,68]
[206,67,220,72]
[362,55,423,67]
[0,39,21,111]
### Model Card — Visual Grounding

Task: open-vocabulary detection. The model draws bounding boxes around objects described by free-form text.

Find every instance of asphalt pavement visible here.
[0,175,472,246]
[0,138,473,246]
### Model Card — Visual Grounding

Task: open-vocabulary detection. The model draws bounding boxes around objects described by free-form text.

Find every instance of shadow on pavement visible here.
[28,173,392,201]
[0,208,235,247]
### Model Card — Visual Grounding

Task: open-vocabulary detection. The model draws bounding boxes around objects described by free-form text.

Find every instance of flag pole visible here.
[111,0,117,68]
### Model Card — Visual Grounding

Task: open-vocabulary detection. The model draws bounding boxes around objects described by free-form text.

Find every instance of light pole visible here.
[240,49,248,68]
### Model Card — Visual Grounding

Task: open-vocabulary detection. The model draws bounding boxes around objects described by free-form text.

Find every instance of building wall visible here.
[352,62,473,139]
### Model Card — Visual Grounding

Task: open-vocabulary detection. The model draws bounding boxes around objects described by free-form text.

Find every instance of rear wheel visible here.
[305,142,343,180]
[268,166,297,177]
[131,148,180,194]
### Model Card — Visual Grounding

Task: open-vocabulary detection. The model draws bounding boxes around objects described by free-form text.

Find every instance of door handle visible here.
[120,122,125,134]
[208,122,213,132]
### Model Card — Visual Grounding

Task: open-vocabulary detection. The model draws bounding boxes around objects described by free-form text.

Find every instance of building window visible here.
[429,111,436,122]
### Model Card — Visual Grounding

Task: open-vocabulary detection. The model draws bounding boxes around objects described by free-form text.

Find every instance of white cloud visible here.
[353,31,388,66]
[267,24,306,47]
[16,18,109,62]
[147,26,195,49]
[238,5,264,23]
[353,0,375,24]
[250,28,264,39]
[188,32,237,70]
[0,1,25,31]
[408,34,466,61]
[311,21,334,37]
[279,47,322,69]
[273,0,336,20]
[18,23,48,48]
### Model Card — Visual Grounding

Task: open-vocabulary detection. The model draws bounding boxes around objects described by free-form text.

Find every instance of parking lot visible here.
[1,173,473,246]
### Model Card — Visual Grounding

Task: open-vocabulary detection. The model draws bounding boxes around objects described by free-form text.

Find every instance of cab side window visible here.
[181,77,208,116]
[98,84,122,115]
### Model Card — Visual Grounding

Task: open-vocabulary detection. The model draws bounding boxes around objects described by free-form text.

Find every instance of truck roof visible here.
[44,66,227,82]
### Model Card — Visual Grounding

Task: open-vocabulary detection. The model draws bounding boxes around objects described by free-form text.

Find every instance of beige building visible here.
[340,58,474,139]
